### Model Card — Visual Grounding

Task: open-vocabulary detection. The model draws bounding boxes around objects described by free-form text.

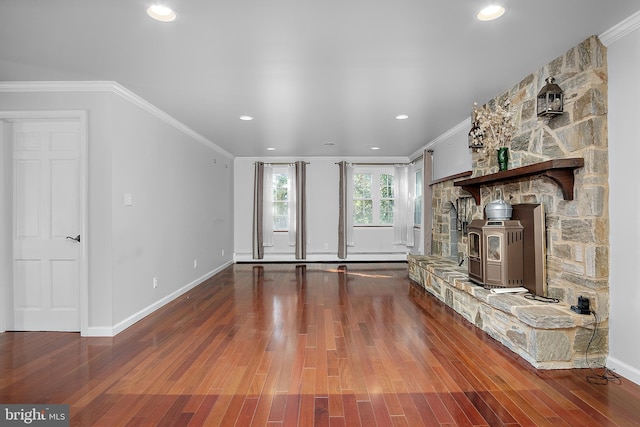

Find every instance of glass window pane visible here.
[354,173,372,198]
[469,233,480,257]
[274,216,288,230]
[380,174,394,199]
[414,197,422,225]
[487,235,501,261]
[273,173,289,201]
[380,200,394,224]
[274,202,288,216]
[273,173,289,230]
[275,188,286,200]
[353,200,373,224]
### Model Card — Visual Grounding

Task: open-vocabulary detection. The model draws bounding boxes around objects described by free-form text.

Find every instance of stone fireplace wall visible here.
[431,36,609,330]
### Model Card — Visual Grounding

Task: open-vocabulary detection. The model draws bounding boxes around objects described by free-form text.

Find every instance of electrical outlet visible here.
[222,249,225,256]
[153,277,158,288]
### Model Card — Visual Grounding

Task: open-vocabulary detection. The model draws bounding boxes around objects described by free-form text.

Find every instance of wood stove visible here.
[468,219,524,288]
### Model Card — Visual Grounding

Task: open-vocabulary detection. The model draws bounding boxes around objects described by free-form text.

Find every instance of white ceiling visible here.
[1,1,639,158]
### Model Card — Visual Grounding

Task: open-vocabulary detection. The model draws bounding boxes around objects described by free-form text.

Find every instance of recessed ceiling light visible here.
[477,5,505,21]
[395,114,409,120]
[239,115,254,121]
[370,147,380,151]
[147,4,176,22]
[266,147,276,151]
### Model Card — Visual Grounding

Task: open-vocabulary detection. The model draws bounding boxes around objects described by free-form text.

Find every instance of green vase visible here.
[497,147,509,171]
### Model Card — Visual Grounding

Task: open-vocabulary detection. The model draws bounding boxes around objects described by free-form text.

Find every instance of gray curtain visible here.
[252,161,264,259]
[337,161,348,259]
[423,150,433,255]
[294,161,307,259]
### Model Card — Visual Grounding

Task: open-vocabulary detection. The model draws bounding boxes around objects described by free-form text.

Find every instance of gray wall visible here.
[0,85,234,335]
[607,20,640,385]
[428,121,473,182]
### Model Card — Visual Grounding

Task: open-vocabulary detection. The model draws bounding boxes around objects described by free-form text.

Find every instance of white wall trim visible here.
[410,117,471,161]
[607,356,640,386]
[87,261,234,337]
[234,252,409,263]
[84,326,116,337]
[600,10,640,46]
[0,81,234,159]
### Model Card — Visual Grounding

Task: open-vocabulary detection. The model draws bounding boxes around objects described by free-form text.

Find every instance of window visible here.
[272,170,289,231]
[414,169,423,226]
[353,168,394,226]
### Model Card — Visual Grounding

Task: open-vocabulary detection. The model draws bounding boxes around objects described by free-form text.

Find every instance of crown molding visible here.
[0,81,117,93]
[600,10,640,46]
[0,81,234,159]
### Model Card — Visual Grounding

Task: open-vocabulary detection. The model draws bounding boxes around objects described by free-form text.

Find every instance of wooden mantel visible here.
[454,158,584,204]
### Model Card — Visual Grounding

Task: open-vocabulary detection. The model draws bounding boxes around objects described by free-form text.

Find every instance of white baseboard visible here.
[85,260,233,337]
[84,326,115,337]
[234,252,409,263]
[607,356,640,386]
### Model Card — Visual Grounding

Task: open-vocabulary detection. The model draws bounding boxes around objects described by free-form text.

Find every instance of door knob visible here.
[66,235,81,243]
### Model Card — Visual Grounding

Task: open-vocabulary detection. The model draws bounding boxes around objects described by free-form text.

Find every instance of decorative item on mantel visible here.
[497,146,509,171]
[469,99,516,170]
[537,76,564,117]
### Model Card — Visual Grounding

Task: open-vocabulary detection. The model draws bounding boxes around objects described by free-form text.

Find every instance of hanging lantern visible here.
[468,105,484,151]
[468,121,484,151]
[537,77,564,117]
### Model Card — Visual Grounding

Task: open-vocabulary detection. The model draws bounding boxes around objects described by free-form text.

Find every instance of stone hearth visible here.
[408,254,603,369]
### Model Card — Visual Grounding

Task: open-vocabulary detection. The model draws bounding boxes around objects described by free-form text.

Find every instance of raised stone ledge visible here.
[408,254,600,369]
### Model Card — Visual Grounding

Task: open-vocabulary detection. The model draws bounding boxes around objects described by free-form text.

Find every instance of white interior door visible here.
[12,120,81,331]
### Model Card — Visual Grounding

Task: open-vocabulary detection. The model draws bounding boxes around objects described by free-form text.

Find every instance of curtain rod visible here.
[255,162,310,165]
[336,162,404,166]
[335,159,422,166]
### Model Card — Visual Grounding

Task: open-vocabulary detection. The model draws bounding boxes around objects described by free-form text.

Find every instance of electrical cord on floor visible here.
[585,310,621,385]
[523,293,559,303]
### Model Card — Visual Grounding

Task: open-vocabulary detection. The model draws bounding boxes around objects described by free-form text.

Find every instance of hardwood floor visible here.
[2,262,640,426]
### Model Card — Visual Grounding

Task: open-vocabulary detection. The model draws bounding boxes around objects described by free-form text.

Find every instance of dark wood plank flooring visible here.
[2,263,640,426]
